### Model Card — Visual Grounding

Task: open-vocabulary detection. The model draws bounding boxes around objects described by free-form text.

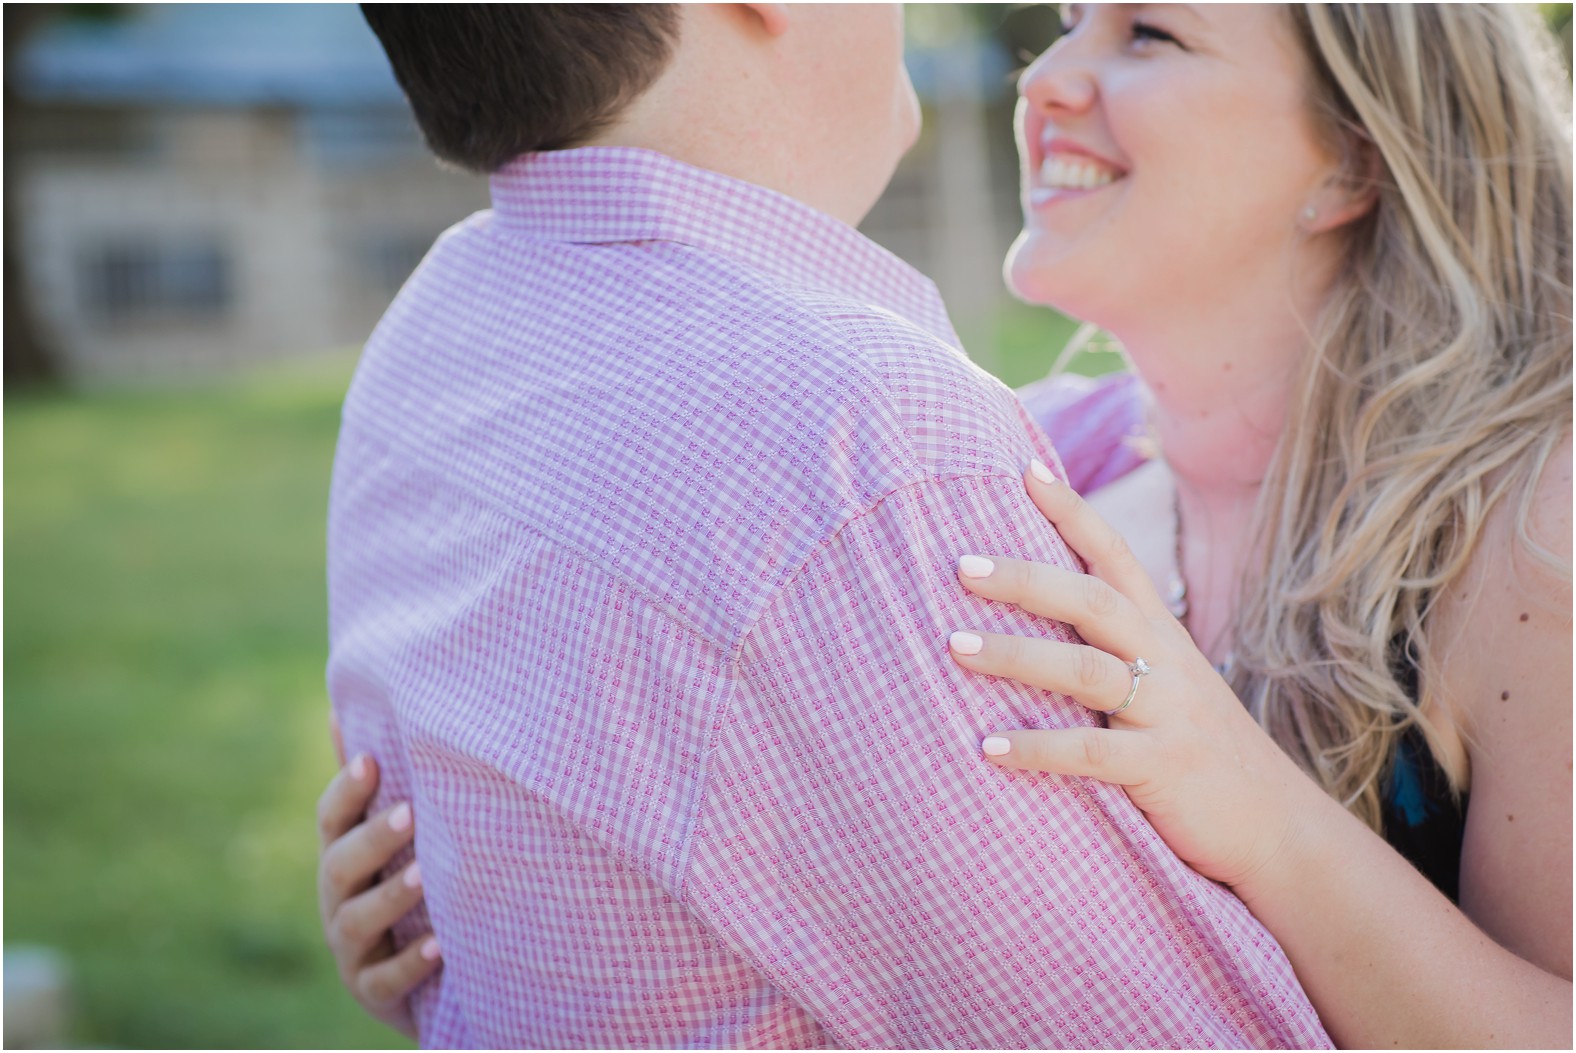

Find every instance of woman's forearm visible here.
[1237,781,1571,1049]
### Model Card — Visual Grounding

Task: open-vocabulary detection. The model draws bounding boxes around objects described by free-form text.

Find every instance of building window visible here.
[81,240,231,321]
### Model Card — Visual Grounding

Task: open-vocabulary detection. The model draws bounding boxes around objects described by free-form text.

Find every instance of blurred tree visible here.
[906,4,1064,90]
[989,3,1065,68]
[4,4,132,389]
[4,4,62,388]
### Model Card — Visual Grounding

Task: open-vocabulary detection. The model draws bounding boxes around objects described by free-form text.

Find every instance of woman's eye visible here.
[1130,21,1181,46]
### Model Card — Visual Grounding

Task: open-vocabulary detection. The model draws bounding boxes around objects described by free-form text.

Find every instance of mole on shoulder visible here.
[1501,691,1511,701]
[1520,612,1530,622]
[1507,814,1515,822]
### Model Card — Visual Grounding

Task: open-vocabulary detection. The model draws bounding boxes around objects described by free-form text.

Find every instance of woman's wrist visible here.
[1228,750,1345,911]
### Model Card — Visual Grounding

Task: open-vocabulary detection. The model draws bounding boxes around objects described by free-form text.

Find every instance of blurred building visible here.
[11,5,1025,383]
[11,5,488,381]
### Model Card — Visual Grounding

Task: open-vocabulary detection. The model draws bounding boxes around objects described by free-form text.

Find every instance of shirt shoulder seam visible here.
[672,469,1036,900]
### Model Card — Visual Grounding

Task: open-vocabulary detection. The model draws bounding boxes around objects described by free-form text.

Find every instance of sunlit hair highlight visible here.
[1230,3,1573,829]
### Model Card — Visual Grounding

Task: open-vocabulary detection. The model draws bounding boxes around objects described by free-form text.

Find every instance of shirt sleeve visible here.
[682,472,1329,1049]
[1015,371,1152,494]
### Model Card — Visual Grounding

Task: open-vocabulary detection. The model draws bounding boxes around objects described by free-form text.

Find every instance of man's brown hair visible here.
[361,5,682,174]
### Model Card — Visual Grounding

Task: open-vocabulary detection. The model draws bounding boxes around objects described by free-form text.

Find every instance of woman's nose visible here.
[1018,38,1098,116]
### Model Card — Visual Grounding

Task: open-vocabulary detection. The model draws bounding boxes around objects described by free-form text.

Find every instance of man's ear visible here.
[1301,133,1383,234]
[739,3,790,37]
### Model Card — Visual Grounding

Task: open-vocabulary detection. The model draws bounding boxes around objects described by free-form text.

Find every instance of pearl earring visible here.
[1301,205,1318,223]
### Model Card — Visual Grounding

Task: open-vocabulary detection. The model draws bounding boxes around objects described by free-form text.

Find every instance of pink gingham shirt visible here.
[327,147,1328,1049]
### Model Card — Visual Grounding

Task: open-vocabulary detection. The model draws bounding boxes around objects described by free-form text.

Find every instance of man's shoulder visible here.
[668,262,1039,477]
[340,229,1053,649]
[664,265,1053,533]
[793,288,1033,441]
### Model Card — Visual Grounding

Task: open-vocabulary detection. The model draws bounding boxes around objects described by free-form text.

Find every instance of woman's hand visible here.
[949,461,1319,892]
[318,718,440,1039]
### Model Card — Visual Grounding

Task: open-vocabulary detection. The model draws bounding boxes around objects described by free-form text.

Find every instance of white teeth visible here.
[1038,155,1118,190]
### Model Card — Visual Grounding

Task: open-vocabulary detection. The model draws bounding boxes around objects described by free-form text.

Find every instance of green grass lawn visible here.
[5,361,407,1049]
[3,309,1107,1048]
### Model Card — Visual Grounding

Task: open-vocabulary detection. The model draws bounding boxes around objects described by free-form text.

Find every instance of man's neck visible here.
[585,116,872,231]
[578,8,890,228]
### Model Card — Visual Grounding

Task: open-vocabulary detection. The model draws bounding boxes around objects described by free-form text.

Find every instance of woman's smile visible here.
[1028,138,1127,207]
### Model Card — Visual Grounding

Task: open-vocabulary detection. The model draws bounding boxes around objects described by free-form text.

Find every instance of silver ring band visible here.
[1109,657,1151,716]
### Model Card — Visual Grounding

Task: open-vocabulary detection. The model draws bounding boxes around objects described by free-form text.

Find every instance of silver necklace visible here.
[1166,481,1190,620]
[1168,486,1236,679]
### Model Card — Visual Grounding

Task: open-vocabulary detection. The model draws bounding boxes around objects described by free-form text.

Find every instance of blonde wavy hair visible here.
[1230,4,1573,830]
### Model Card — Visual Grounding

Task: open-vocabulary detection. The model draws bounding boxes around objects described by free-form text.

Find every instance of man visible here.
[325,4,1328,1046]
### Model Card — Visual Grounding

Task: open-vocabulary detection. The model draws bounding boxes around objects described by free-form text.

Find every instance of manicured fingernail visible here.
[403,862,423,889]
[420,937,441,961]
[349,754,368,781]
[950,630,984,655]
[389,802,412,832]
[982,735,1012,757]
[1029,460,1057,485]
[958,555,995,579]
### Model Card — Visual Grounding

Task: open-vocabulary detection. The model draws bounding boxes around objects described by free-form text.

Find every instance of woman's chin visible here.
[1005,235,1097,319]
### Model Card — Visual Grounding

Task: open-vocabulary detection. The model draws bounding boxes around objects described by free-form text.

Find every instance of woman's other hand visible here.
[949,462,1321,893]
[318,718,440,1039]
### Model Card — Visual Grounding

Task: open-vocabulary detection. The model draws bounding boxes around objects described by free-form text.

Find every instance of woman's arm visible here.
[952,462,1571,1048]
[1433,436,1572,978]
[1237,439,1572,1047]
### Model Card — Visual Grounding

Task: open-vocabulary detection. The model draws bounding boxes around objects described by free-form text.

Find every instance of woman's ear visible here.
[1300,133,1383,234]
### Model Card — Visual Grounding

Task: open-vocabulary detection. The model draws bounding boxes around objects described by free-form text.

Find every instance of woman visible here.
[955,3,1571,1045]
[317,4,1572,1045]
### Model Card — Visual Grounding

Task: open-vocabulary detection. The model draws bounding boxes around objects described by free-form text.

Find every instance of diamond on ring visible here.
[1111,657,1152,716]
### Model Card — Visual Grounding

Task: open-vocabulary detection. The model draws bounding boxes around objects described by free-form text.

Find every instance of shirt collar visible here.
[488,147,958,348]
